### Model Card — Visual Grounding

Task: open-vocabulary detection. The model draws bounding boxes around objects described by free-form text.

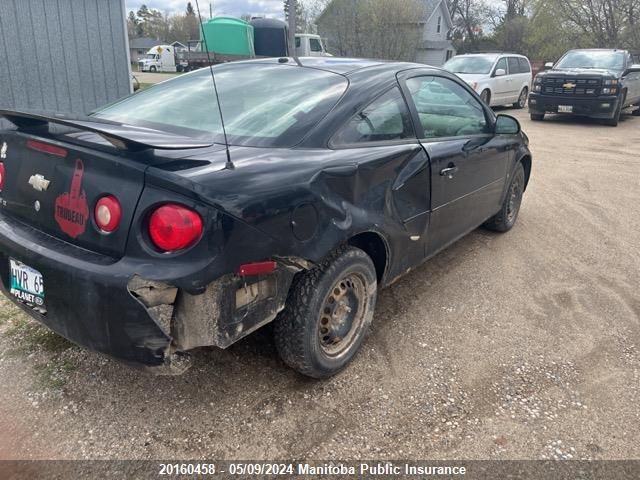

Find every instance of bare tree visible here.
[316,0,424,61]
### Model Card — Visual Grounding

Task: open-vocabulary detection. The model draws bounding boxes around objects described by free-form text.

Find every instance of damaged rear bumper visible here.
[0,213,298,373]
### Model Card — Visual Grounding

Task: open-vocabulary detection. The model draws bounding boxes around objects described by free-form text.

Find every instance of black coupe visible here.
[0,57,531,377]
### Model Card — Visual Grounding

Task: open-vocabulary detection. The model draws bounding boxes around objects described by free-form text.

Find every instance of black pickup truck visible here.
[528,49,640,126]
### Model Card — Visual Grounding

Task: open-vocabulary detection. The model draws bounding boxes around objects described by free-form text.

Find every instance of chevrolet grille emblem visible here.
[563,83,576,89]
[28,174,51,192]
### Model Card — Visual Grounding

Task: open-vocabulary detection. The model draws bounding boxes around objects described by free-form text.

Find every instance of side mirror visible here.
[495,114,520,135]
[623,64,640,76]
[544,62,554,70]
[494,68,506,77]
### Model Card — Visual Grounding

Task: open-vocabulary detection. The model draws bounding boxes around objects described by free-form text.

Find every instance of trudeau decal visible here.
[54,159,89,238]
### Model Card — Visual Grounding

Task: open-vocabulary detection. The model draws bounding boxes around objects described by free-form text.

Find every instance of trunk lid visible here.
[0,110,215,258]
[0,131,146,258]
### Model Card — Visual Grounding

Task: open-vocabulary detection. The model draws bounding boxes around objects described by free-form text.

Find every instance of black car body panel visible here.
[529,49,640,119]
[0,58,531,371]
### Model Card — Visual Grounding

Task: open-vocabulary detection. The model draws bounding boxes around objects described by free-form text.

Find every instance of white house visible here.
[415,0,456,66]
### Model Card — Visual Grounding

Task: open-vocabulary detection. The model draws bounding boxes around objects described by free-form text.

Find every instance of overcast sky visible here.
[125,0,285,19]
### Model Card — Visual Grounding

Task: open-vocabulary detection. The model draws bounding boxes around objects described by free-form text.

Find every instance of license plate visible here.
[558,105,573,113]
[9,259,46,312]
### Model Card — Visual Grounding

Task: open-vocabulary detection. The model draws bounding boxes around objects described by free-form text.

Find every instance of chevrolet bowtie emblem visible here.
[0,142,6,159]
[563,83,576,89]
[28,174,51,192]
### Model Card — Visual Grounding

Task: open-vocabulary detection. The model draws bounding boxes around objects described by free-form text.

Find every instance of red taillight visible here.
[26,139,67,158]
[239,261,277,276]
[94,195,122,233]
[148,204,203,252]
[0,163,5,192]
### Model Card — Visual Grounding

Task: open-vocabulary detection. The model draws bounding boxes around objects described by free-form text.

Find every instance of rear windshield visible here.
[443,56,496,75]
[94,63,348,148]
[555,51,625,71]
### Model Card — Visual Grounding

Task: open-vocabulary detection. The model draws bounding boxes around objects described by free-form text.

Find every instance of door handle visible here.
[440,166,458,178]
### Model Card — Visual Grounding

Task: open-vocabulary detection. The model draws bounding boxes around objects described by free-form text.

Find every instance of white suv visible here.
[443,53,533,108]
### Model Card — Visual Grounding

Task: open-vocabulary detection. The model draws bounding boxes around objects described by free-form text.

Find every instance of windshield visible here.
[555,51,625,71]
[145,54,158,60]
[94,63,348,148]
[443,56,496,75]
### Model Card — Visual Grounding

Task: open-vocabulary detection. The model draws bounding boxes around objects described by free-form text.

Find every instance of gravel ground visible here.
[0,107,639,461]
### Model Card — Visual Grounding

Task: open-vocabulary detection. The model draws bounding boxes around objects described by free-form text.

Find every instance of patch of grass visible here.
[33,356,79,390]
[137,82,154,91]
[5,315,73,354]
[0,300,22,325]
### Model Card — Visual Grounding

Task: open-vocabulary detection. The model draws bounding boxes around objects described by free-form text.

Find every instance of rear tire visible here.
[274,246,377,378]
[530,113,544,121]
[513,87,528,109]
[480,89,491,105]
[484,163,525,233]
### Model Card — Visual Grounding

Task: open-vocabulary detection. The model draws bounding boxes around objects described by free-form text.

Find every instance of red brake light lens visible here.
[26,139,68,158]
[0,163,5,192]
[94,195,122,233]
[148,204,203,252]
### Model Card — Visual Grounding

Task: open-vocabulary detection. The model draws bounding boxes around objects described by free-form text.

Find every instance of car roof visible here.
[566,48,626,53]
[233,56,421,75]
[452,53,528,59]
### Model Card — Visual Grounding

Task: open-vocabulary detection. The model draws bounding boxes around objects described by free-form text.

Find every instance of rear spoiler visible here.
[0,110,213,151]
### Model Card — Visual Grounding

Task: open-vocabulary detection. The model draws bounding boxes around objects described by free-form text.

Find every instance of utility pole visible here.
[284,0,297,57]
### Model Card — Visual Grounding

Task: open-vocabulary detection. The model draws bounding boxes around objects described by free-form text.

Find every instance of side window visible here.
[518,58,531,73]
[295,37,301,48]
[309,38,323,52]
[508,57,520,75]
[406,76,489,139]
[495,57,507,74]
[332,87,415,145]
[436,16,442,34]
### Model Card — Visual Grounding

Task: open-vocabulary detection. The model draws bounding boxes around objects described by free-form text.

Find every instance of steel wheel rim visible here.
[506,173,523,223]
[318,273,368,357]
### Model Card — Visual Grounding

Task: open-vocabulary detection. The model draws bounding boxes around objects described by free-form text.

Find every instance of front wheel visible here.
[149,66,157,73]
[603,101,622,126]
[513,87,528,109]
[484,163,525,233]
[274,246,378,378]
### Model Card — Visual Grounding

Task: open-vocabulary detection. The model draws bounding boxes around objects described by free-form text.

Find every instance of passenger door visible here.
[492,57,510,104]
[507,57,523,102]
[401,73,511,255]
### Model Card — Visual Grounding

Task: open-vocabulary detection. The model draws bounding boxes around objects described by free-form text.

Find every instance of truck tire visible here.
[530,113,544,121]
[604,95,624,126]
[484,162,525,233]
[513,87,528,109]
[149,66,157,73]
[480,89,491,105]
[274,246,377,378]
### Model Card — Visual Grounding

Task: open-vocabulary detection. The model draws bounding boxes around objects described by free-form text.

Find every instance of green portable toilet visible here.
[200,16,255,56]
